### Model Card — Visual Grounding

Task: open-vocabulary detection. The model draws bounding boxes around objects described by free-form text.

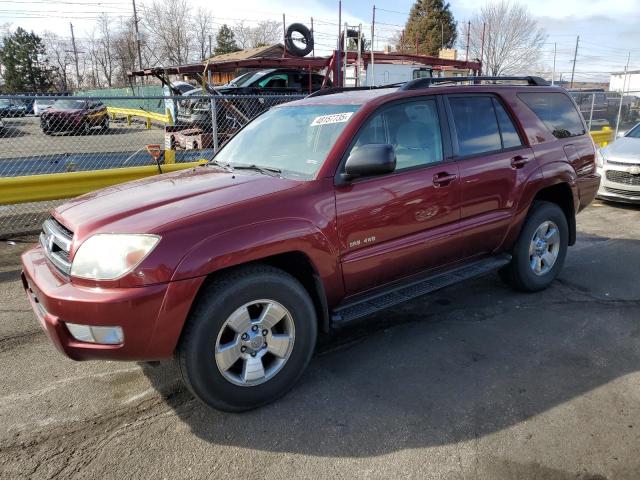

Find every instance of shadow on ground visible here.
[140,234,640,458]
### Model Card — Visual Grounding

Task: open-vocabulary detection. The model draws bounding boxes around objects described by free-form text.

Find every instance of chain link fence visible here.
[569,90,640,134]
[0,93,304,238]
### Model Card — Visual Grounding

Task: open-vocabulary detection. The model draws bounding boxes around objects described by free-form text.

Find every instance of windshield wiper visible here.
[232,164,282,177]
[206,159,234,172]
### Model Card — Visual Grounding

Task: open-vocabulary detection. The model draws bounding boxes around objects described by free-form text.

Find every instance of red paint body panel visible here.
[21,84,600,362]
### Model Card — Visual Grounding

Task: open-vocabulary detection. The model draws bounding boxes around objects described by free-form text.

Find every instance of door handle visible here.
[511,155,529,169]
[433,172,457,187]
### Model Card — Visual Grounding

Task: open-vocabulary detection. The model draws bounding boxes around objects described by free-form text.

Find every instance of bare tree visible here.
[233,20,281,50]
[41,31,73,91]
[193,7,214,60]
[465,1,546,76]
[232,21,253,50]
[141,0,191,65]
[251,21,281,48]
[93,13,114,87]
[112,17,139,85]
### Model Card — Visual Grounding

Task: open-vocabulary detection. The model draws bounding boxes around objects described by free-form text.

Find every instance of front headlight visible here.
[71,234,160,280]
[595,149,606,168]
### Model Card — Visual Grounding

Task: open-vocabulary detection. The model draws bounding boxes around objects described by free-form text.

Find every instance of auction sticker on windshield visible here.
[311,112,354,126]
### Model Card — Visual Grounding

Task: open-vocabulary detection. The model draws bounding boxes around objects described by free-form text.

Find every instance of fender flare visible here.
[171,217,340,289]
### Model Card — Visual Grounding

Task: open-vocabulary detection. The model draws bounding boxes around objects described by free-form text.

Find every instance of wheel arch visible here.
[531,183,576,246]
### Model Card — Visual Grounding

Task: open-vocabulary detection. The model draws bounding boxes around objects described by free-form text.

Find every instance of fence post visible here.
[587,92,595,131]
[210,97,219,152]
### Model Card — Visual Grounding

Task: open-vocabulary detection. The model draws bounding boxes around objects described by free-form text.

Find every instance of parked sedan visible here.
[40,99,109,135]
[596,122,640,203]
[0,99,27,117]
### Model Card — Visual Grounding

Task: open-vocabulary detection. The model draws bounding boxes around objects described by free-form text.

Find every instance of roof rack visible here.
[399,76,550,91]
[306,83,404,98]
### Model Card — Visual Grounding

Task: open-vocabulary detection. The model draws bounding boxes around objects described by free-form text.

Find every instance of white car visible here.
[596,123,640,204]
[33,99,55,116]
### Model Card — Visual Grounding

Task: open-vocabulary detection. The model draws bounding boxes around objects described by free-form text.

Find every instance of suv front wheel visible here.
[176,265,317,412]
[500,201,569,292]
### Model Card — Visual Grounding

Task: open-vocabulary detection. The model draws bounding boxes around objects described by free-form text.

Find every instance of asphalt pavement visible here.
[0,200,638,480]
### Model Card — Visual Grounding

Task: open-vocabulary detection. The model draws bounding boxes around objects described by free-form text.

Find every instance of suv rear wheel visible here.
[500,201,569,292]
[176,265,317,412]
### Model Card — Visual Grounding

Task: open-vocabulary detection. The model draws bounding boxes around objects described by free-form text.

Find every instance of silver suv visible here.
[596,122,640,203]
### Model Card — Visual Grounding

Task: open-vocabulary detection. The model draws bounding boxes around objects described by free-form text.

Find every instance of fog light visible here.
[65,323,124,345]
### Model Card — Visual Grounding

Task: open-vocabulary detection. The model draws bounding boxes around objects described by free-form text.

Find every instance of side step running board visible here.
[331,254,512,325]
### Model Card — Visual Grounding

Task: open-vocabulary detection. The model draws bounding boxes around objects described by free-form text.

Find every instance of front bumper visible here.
[596,165,640,204]
[21,246,204,361]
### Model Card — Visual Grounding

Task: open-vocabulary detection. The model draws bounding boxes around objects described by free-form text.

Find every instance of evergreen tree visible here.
[0,27,53,92]
[398,0,457,56]
[214,24,240,55]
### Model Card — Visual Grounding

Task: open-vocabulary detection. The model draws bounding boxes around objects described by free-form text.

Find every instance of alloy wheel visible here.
[529,220,560,276]
[214,299,295,387]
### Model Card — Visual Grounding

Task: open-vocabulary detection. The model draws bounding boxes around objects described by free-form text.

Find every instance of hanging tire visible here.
[176,265,318,412]
[285,23,314,57]
[499,201,569,292]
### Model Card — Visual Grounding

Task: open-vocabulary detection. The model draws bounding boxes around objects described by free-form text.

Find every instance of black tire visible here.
[500,201,569,292]
[102,116,109,131]
[285,23,314,57]
[176,265,318,412]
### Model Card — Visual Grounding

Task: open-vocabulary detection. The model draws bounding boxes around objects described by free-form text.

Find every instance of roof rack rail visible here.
[399,76,550,91]
[306,83,404,98]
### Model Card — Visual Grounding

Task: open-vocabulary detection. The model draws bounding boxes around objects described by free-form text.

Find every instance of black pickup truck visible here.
[176,68,331,141]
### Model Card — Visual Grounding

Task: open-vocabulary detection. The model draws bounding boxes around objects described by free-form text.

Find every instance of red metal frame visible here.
[128,51,482,80]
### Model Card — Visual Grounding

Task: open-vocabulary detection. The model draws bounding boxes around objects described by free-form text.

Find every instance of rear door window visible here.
[492,99,522,148]
[448,96,503,156]
[518,92,585,139]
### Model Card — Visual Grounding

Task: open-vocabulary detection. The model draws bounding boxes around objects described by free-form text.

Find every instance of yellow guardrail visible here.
[590,126,614,148]
[107,107,173,129]
[0,160,207,205]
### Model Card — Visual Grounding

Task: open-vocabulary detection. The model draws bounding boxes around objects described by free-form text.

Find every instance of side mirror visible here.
[342,144,396,181]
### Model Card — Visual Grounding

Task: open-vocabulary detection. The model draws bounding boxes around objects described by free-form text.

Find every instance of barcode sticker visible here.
[311,112,353,126]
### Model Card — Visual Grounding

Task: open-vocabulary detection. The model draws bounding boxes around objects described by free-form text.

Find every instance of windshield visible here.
[625,124,640,138]
[52,99,86,110]
[228,70,269,87]
[213,104,361,179]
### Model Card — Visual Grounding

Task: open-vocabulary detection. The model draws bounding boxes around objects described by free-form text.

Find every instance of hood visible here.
[54,166,301,237]
[602,137,640,162]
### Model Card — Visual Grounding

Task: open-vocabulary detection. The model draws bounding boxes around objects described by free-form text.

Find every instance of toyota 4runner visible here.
[22,76,600,411]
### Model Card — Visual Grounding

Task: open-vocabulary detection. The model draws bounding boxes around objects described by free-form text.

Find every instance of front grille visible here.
[604,187,640,199]
[40,218,73,275]
[606,170,640,186]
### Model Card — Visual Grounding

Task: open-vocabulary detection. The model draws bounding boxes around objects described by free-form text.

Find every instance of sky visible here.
[1,0,639,82]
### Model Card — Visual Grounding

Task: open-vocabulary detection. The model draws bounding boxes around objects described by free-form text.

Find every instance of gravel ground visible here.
[0,200,639,480]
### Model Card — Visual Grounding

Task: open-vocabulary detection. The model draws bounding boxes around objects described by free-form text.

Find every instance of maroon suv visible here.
[22,77,600,411]
[40,98,109,135]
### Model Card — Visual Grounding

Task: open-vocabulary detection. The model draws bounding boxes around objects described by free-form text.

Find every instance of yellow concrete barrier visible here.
[0,160,207,205]
[590,126,615,148]
[107,107,173,129]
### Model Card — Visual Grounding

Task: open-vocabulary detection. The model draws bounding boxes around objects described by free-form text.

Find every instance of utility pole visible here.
[615,52,631,138]
[69,23,81,89]
[370,6,375,85]
[465,21,470,62]
[551,42,557,85]
[479,22,486,76]
[570,35,579,88]
[132,0,143,72]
